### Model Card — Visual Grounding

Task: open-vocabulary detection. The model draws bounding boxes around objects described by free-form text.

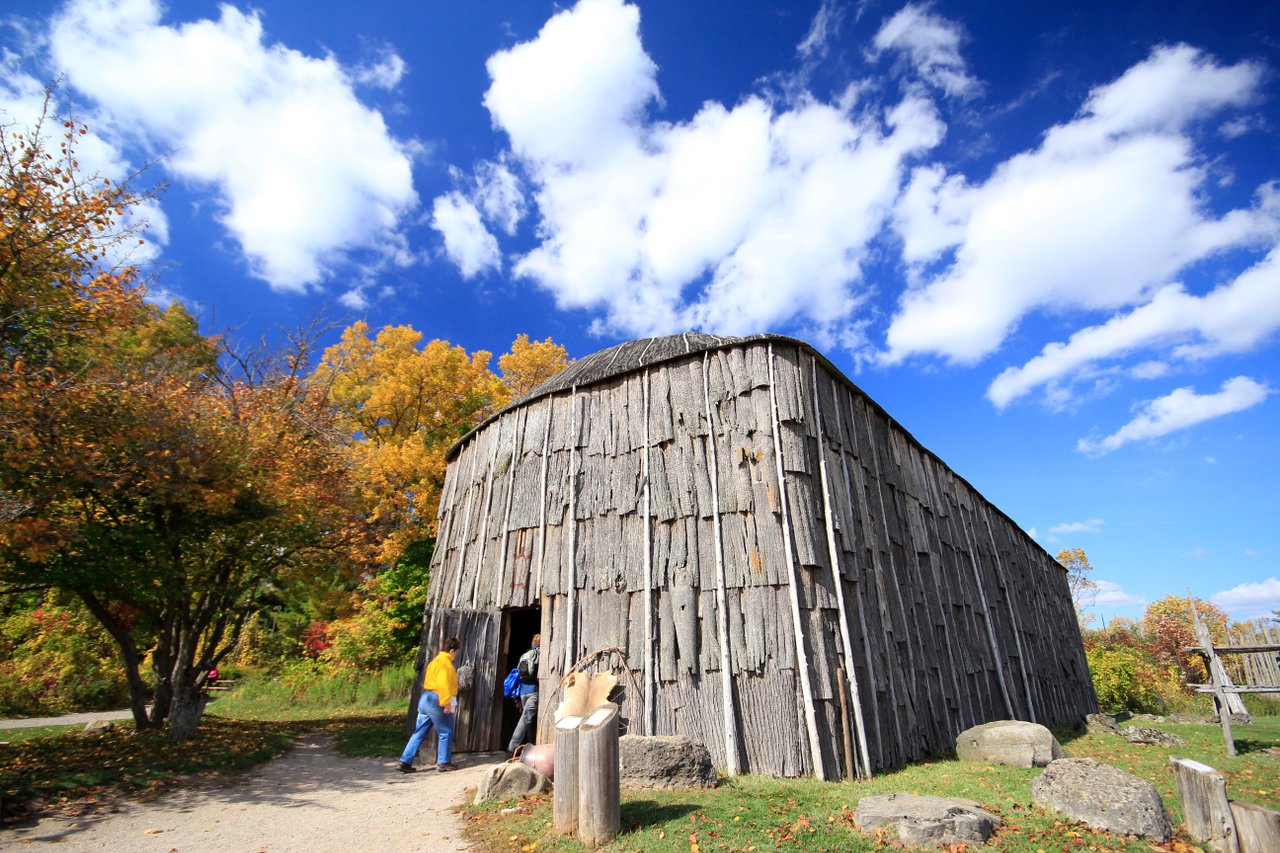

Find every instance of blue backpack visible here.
[502,667,521,701]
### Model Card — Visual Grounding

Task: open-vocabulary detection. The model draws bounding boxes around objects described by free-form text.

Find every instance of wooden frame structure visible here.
[413,333,1096,778]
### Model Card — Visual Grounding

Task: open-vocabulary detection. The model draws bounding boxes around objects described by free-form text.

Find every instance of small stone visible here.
[474,763,550,805]
[1121,726,1184,747]
[619,735,717,789]
[1085,713,1120,735]
[82,720,115,735]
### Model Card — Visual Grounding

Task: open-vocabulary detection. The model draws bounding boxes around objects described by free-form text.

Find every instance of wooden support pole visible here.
[450,438,483,609]
[811,358,870,779]
[702,352,740,776]
[642,370,655,736]
[565,385,579,673]
[1191,593,1238,757]
[767,343,826,780]
[577,702,621,849]
[959,508,1014,718]
[553,715,583,836]
[834,395,887,770]
[533,396,554,596]
[836,667,855,782]
[981,506,1036,721]
[495,407,523,605]
[469,426,502,609]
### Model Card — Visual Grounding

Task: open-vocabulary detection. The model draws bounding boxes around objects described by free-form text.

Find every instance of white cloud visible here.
[338,286,369,312]
[871,2,979,98]
[1049,518,1105,536]
[459,0,945,341]
[988,241,1280,408]
[1211,577,1280,621]
[47,0,418,292]
[1091,579,1146,609]
[471,159,526,236]
[797,0,842,62]
[885,44,1270,366]
[1077,376,1270,455]
[431,192,501,279]
[351,45,407,90]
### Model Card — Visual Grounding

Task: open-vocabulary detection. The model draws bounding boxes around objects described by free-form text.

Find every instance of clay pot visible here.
[516,742,555,781]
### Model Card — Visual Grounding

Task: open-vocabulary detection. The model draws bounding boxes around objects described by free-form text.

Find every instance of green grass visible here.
[206,661,415,721]
[462,717,1280,853]
[0,724,80,743]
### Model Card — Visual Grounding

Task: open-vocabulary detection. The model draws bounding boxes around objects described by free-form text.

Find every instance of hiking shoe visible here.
[397,762,416,774]
[437,762,457,772]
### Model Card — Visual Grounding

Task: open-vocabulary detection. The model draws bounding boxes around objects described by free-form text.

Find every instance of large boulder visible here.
[618,735,716,789]
[855,794,1001,849]
[955,720,1065,768]
[1031,758,1171,842]
[473,762,551,805]
[1121,726,1185,747]
[1085,713,1121,735]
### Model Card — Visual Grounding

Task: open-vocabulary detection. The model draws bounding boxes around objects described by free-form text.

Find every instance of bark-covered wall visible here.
[422,335,1096,779]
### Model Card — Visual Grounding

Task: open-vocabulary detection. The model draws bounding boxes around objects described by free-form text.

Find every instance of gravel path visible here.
[2,733,501,852]
[0,710,133,730]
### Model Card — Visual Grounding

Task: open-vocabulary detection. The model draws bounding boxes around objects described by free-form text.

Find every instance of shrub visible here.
[1087,645,1166,715]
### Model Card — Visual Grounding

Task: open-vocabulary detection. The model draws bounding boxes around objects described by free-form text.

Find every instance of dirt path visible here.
[2,733,501,852]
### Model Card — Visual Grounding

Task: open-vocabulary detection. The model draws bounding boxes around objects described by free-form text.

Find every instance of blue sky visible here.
[3,0,1278,625]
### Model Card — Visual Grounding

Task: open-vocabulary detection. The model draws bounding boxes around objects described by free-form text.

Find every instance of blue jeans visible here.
[400,690,454,765]
[507,691,539,753]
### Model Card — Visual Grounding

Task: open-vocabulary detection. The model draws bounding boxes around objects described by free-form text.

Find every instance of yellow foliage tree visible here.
[314,323,570,565]
[498,333,573,399]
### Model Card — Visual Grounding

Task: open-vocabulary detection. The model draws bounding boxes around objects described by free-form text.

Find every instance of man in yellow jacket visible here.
[398,636,460,773]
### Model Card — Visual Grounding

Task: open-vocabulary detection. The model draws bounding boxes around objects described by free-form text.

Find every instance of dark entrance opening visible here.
[498,606,541,750]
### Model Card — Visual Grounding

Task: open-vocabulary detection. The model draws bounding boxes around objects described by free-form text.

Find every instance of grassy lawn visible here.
[0,724,81,744]
[462,717,1280,853]
[4,701,1276,852]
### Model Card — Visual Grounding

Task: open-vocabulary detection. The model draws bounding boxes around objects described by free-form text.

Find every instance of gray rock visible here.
[1085,713,1121,735]
[618,735,716,789]
[81,720,115,735]
[955,720,1065,768]
[1121,726,1185,747]
[855,794,1001,849]
[1031,758,1171,842]
[473,762,550,805]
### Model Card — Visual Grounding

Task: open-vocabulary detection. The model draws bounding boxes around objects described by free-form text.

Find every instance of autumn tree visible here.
[498,333,572,399]
[0,102,364,739]
[1055,547,1097,627]
[1141,594,1230,683]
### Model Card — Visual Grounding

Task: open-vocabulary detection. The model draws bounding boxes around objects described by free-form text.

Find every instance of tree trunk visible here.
[168,682,209,741]
[77,590,156,730]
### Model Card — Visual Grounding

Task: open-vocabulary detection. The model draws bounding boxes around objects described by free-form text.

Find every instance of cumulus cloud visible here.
[989,238,1280,408]
[431,192,501,279]
[1049,518,1105,536]
[871,2,980,98]
[1077,376,1271,456]
[47,0,417,292]
[1211,577,1280,621]
[446,0,945,341]
[1091,580,1146,609]
[886,44,1271,366]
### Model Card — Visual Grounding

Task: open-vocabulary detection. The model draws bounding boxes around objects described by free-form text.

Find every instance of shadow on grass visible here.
[621,799,701,829]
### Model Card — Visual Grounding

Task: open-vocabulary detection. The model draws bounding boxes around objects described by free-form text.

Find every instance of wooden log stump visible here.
[1230,801,1280,853]
[553,715,583,836]
[577,702,620,849]
[1171,757,1239,853]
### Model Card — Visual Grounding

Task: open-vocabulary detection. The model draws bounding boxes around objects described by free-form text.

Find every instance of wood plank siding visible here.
[420,333,1096,778]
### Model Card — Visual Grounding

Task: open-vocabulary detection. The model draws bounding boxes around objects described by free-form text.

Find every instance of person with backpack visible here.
[506,634,539,758]
[398,636,461,773]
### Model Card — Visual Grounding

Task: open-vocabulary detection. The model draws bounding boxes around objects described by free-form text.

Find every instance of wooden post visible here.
[565,385,579,673]
[702,352,740,775]
[766,343,826,780]
[533,396,553,595]
[1231,801,1280,853]
[642,369,654,736]
[812,359,871,779]
[553,715,583,836]
[836,667,855,782]
[1171,757,1240,853]
[1191,593,1238,756]
[577,702,621,849]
